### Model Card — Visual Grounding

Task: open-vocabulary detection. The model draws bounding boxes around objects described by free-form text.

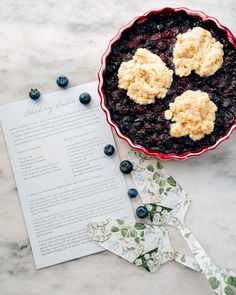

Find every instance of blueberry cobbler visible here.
[102,10,236,154]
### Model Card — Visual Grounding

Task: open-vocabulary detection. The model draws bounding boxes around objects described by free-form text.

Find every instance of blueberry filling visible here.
[102,11,236,154]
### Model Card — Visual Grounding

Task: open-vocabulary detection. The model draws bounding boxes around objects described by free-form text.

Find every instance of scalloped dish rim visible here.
[98,7,236,160]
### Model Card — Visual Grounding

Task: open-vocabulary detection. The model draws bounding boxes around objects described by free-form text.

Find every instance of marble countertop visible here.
[0,0,235,294]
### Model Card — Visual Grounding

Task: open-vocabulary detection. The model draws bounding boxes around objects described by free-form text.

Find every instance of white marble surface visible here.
[0,0,235,294]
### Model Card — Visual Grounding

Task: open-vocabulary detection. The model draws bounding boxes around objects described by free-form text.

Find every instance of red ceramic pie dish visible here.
[98,7,236,160]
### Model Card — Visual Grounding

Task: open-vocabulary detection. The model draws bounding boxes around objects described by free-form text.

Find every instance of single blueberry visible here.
[119,160,133,174]
[104,144,115,156]
[79,92,91,105]
[29,88,40,100]
[56,75,69,88]
[136,206,149,219]
[128,188,138,198]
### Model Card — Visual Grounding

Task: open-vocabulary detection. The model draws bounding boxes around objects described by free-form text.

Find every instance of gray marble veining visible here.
[0,0,235,294]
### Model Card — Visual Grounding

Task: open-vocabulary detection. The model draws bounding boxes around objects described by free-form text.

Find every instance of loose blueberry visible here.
[29,88,40,100]
[119,160,133,174]
[79,92,91,105]
[136,206,149,219]
[56,75,69,88]
[104,144,115,156]
[128,188,138,198]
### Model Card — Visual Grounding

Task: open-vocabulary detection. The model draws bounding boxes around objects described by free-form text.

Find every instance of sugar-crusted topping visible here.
[164,90,218,141]
[173,27,224,77]
[118,48,173,105]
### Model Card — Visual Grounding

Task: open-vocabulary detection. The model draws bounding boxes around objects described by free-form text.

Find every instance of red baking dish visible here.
[98,7,236,160]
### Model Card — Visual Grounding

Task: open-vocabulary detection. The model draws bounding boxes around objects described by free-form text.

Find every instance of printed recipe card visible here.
[0,81,134,269]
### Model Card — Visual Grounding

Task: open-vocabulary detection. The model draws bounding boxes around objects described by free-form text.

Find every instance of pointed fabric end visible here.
[87,218,174,267]
[87,219,112,243]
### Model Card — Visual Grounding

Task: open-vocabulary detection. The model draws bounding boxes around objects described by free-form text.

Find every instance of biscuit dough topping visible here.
[173,27,224,77]
[165,90,218,141]
[118,48,173,105]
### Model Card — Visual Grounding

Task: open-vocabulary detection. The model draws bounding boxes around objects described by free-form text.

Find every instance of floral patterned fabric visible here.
[128,149,191,226]
[128,149,236,295]
[87,218,200,272]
